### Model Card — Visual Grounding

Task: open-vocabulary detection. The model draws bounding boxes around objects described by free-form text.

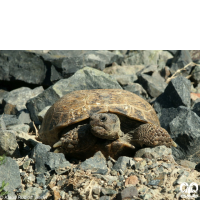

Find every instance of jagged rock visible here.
[0,157,21,197]
[30,143,69,174]
[0,114,21,128]
[168,106,200,162]
[123,83,148,99]
[0,130,20,157]
[112,156,134,172]
[17,110,31,124]
[0,51,47,84]
[2,86,43,115]
[153,76,191,114]
[78,151,107,172]
[170,50,193,75]
[39,50,123,79]
[38,106,51,122]
[116,186,138,200]
[191,65,200,85]
[123,50,171,68]
[192,98,200,117]
[7,124,30,133]
[26,67,122,125]
[137,66,167,98]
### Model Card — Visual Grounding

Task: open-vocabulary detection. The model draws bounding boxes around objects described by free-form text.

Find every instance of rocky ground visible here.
[1,50,200,199]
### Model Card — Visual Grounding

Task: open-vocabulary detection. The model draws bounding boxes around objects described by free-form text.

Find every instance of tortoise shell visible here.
[39,89,160,146]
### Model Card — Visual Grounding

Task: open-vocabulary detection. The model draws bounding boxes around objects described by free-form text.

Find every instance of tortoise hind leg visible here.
[127,123,177,148]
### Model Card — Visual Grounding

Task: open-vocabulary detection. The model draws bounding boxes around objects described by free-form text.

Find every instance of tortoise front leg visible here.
[126,123,177,148]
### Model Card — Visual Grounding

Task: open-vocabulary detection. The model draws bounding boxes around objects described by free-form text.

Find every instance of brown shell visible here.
[39,89,160,145]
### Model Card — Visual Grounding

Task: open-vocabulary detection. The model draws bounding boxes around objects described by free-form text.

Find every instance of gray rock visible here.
[113,74,137,86]
[36,174,46,187]
[177,160,196,169]
[7,124,30,133]
[191,65,200,85]
[0,51,47,84]
[0,130,20,157]
[30,143,69,174]
[0,157,21,197]
[134,146,172,160]
[78,151,107,172]
[17,110,31,124]
[170,50,193,75]
[137,68,167,98]
[123,83,148,99]
[154,76,191,114]
[116,186,138,200]
[26,67,122,125]
[3,86,43,115]
[101,188,117,196]
[192,99,200,117]
[0,114,20,128]
[99,196,110,200]
[55,161,71,175]
[112,156,133,172]
[19,187,48,199]
[38,106,51,122]
[168,106,200,162]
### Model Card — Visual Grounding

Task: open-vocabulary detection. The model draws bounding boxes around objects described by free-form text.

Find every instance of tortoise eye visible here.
[100,116,107,122]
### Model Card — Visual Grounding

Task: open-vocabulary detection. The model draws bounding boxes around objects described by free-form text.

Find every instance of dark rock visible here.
[137,66,167,98]
[191,65,200,85]
[154,76,191,114]
[192,99,200,117]
[30,143,69,174]
[0,130,20,157]
[0,157,21,197]
[36,174,46,187]
[123,83,148,99]
[0,50,47,84]
[91,168,108,175]
[78,151,107,172]
[112,156,133,172]
[167,50,178,56]
[30,143,51,173]
[116,186,138,200]
[170,50,193,75]
[26,67,122,125]
[0,114,21,128]
[168,106,200,162]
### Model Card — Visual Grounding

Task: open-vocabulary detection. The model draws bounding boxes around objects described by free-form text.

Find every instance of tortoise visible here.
[39,89,177,159]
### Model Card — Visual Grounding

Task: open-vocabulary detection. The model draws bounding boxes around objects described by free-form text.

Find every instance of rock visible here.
[0,114,21,128]
[177,160,196,169]
[78,151,107,172]
[113,74,137,86]
[112,156,133,172]
[125,175,139,186]
[170,50,193,75]
[192,98,200,117]
[123,83,148,99]
[7,124,30,133]
[168,106,200,162]
[38,106,51,122]
[189,50,200,62]
[19,187,48,199]
[40,50,123,79]
[0,51,47,84]
[30,143,69,174]
[116,186,138,200]
[101,188,117,196]
[191,65,200,85]
[134,146,173,160]
[0,157,21,197]
[3,86,43,115]
[154,76,191,114]
[17,110,32,124]
[0,130,20,157]
[137,66,167,98]
[99,196,110,200]
[26,67,122,125]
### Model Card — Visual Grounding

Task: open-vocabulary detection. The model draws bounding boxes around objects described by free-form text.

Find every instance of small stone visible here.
[23,158,32,170]
[101,188,117,196]
[116,186,138,200]
[125,175,139,187]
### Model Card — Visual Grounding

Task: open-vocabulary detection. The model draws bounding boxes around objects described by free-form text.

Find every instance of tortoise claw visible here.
[53,141,63,148]
[54,148,61,153]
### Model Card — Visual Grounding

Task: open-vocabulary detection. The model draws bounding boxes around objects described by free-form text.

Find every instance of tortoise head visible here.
[90,113,124,140]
